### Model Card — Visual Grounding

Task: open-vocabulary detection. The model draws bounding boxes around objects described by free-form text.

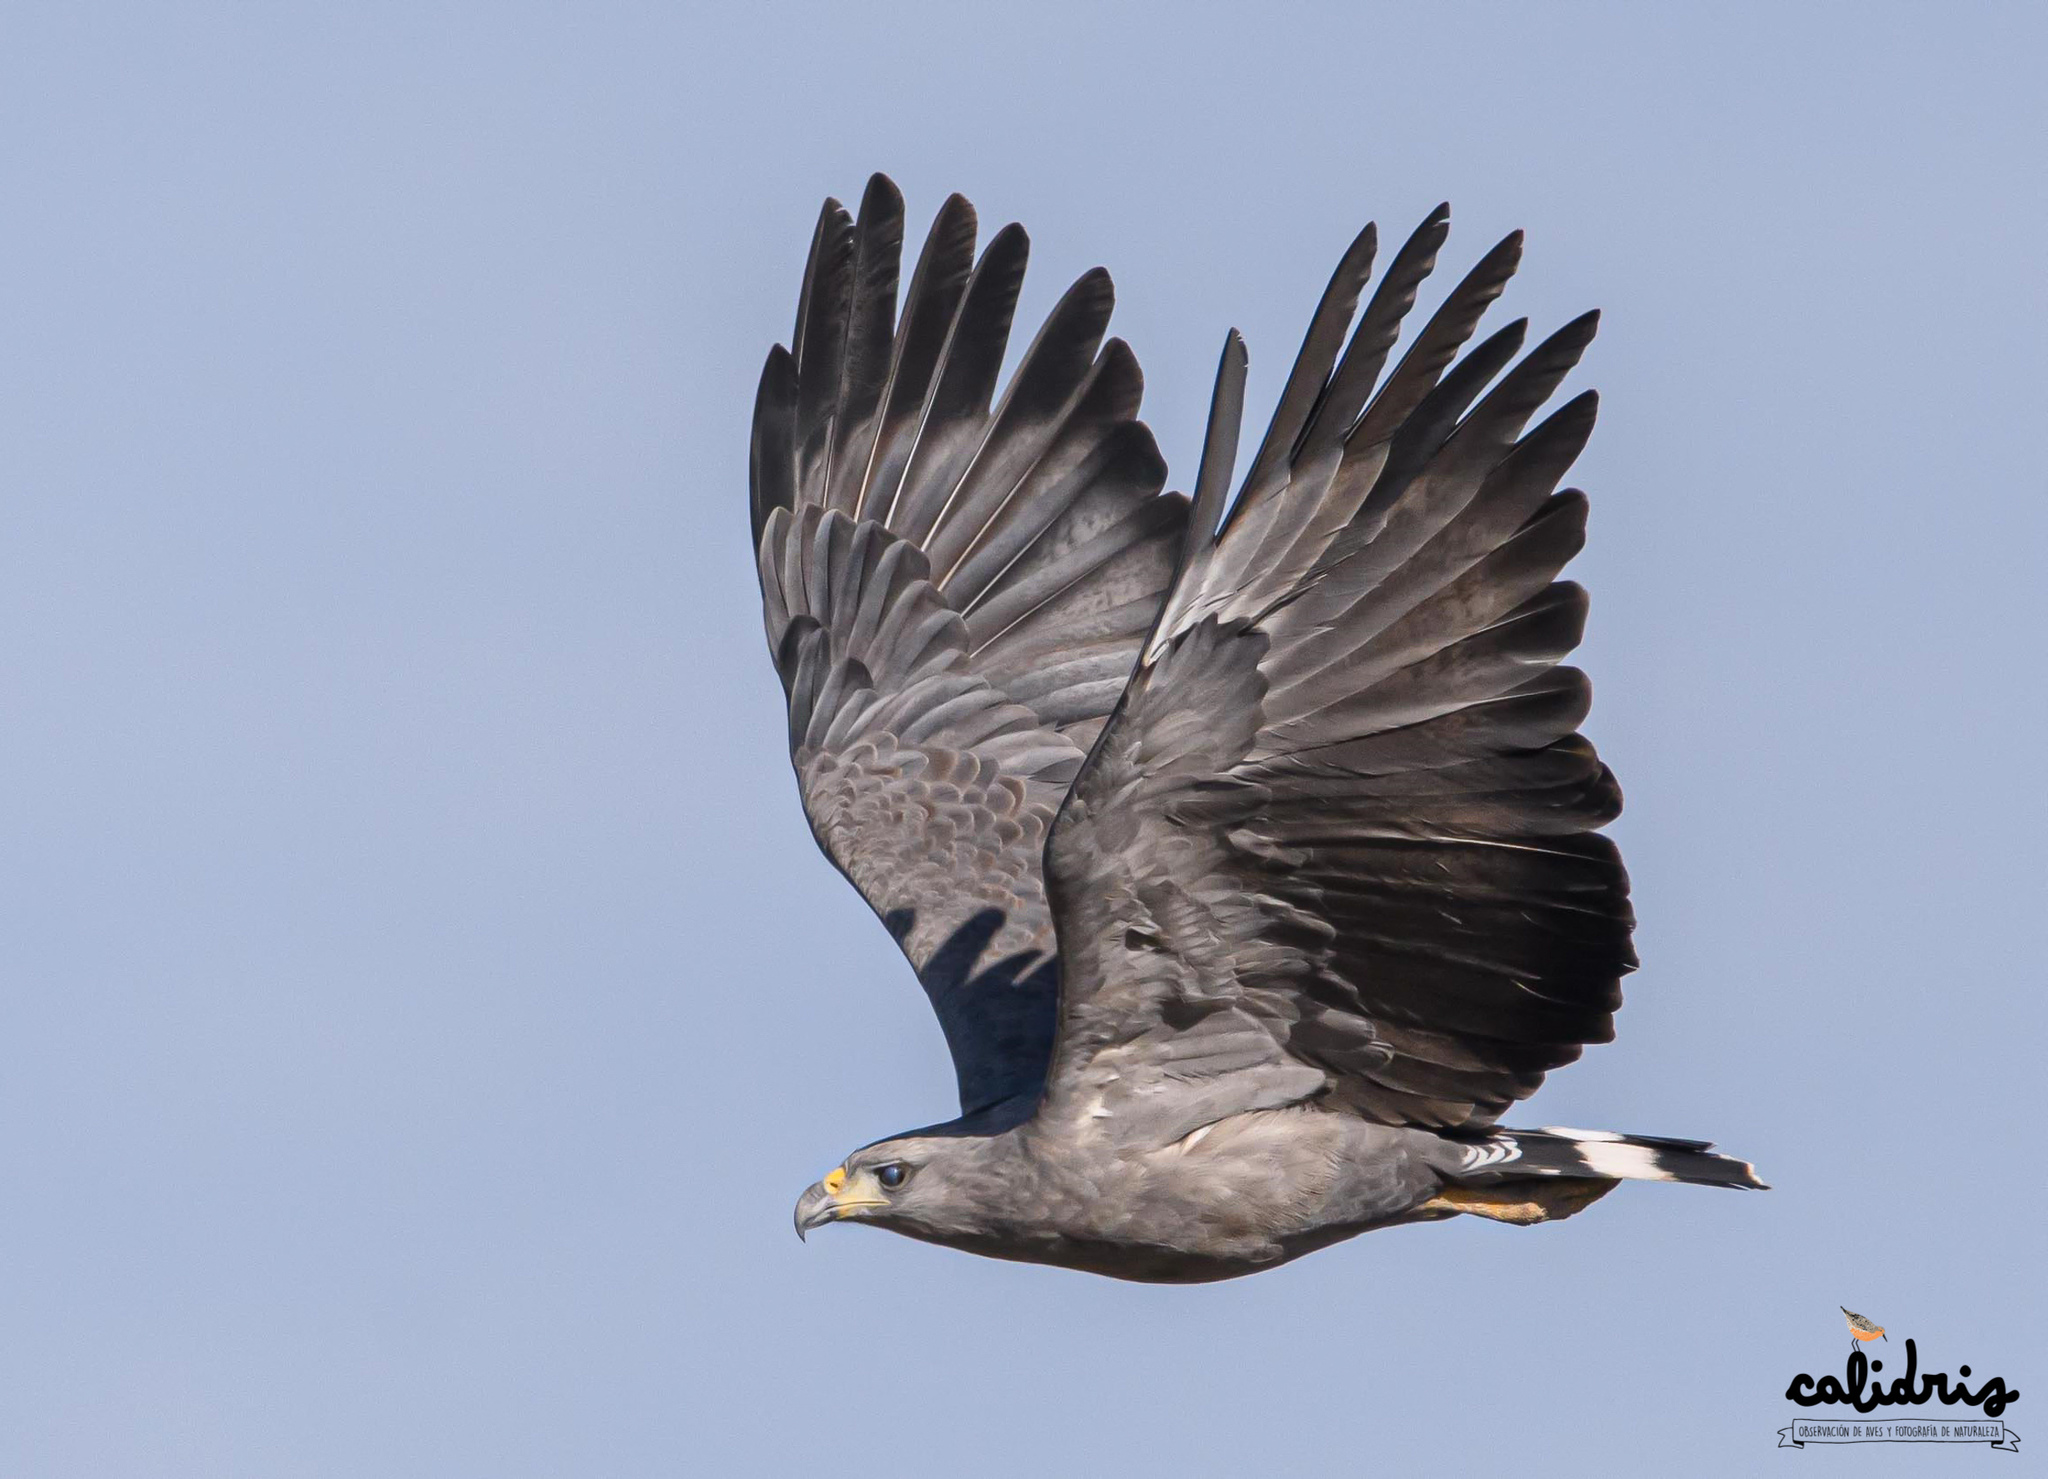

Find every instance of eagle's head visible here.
[793,1135,984,1243]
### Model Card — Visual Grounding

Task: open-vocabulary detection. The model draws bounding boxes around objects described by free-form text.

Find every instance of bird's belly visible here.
[981,1113,1436,1280]
[936,1205,1423,1283]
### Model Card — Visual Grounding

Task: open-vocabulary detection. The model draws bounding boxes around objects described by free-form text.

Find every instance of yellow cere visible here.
[822,1167,847,1196]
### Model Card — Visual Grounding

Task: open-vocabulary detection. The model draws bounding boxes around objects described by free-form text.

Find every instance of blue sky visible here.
[4,3,2042,1474]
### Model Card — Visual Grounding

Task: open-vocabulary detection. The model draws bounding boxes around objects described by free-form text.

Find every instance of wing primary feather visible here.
[918,265,1116,575]
[1237,222,1377,509]
[887,223,1031,540]
[825,175,907,514]
[1329,318,1530,561]
[792,199,855,500]
[790,198,844,369]
[853,193,978,524]
[1186,330,1248,569]
[938,338,1147,600]
[1293,206,1450,468]
[750,346,799,547]
[1249,209,1457,597]
[1350,229,1525,456]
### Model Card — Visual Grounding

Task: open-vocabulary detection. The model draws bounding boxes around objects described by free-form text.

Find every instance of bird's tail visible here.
[1420,1126,1765,1226]
[1456,1126,1768,1190]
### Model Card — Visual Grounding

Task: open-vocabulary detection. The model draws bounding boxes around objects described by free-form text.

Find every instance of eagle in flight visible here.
[754,175,1763,1283]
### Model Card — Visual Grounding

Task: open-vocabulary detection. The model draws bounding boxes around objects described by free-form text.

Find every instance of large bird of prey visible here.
[755,175,1762,1283]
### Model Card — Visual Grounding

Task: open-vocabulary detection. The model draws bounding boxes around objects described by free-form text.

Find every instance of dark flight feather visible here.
[751,177,1186,1121]
[1045,209,1627,1132]
[1186,331,1248,569]
[1238,222,1377,506]
[759,185,1644,1144]
[823,175,907,515]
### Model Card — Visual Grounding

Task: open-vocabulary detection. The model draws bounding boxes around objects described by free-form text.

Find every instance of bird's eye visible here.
[875,1162,909,1190]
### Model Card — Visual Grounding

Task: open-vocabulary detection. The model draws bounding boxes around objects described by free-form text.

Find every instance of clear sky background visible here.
[4,4,2043,1475]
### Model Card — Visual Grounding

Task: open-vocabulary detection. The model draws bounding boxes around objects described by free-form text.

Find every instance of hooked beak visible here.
[793,1168,886,1241]
[793,1182,836,1240]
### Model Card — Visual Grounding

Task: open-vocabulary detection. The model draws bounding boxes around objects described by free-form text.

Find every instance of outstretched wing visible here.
[1041,209,1632,1142]
[752,176,1189,1124]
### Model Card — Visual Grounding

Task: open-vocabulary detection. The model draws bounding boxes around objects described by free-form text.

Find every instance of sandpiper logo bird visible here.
[1841,1306,1888,1353]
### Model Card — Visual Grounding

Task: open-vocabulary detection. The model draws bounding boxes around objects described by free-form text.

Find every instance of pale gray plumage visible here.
[759,176,1763,1283]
